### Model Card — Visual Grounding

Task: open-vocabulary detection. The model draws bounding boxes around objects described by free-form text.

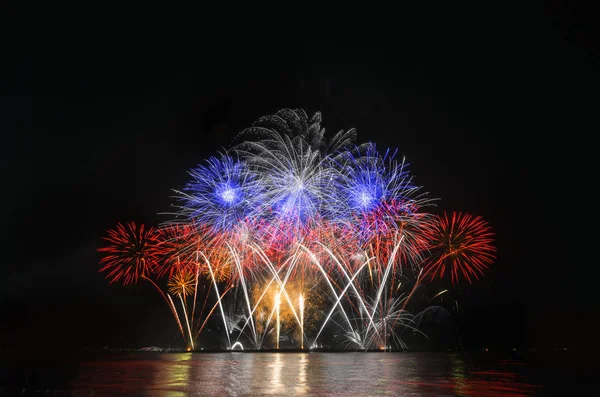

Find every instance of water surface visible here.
[0,351,593,396]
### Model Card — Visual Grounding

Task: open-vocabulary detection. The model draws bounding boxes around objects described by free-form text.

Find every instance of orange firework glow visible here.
[168,270,195,297]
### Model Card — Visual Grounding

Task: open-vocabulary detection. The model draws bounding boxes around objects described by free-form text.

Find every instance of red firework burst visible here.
[98,222,160,285]
[422,212,496,284]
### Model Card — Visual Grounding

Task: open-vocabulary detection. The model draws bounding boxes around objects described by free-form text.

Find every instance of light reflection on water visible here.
[5,352,546,396]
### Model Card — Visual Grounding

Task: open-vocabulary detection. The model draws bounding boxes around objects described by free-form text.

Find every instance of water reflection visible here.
[65,352,542,396]
[451,354,471,396]
[269,353,284,394]
[296,353,308,394]
[155,352,191,397]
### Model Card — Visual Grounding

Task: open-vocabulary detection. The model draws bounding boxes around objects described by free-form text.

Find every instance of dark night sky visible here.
[1,4,596,351]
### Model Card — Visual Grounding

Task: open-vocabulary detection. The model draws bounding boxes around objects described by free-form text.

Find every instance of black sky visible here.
[1,4,596,351]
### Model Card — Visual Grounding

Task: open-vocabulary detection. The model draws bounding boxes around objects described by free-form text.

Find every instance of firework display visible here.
[98,109,496,351]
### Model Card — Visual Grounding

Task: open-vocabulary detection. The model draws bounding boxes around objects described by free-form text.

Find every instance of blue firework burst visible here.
[174,154,265,232]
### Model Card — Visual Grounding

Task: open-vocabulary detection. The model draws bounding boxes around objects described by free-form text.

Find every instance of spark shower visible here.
[98,109,495,351]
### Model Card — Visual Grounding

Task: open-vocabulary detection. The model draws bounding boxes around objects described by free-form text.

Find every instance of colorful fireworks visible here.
[98,109,496,350]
